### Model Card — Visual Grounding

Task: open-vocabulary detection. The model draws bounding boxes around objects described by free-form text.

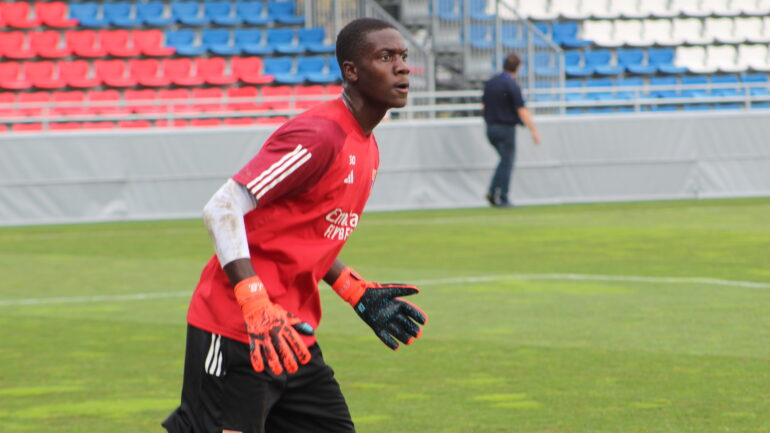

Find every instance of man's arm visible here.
[517,107,542,145]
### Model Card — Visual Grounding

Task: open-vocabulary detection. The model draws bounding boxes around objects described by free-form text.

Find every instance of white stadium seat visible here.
[704,17,744,44]
[734,17,770,43]
[702,0,740,16]
[670,0,711,17]
[638,0,678,18]
[597,0,634,19]
[735,0,770,16]
[737,44,770,72]
[554,1,590,20]
[616,20,652,47]
[707,45,742,72]
[644,19,683,46]
[673,18,713,45]
[582,20,622,47]
[676,46,718,73]
[583,0,618,19]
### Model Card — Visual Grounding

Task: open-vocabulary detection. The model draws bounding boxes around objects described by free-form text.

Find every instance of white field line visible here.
[2,273,770,307]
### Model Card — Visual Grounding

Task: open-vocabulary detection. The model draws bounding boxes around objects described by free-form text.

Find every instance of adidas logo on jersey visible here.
[344,170,354,184]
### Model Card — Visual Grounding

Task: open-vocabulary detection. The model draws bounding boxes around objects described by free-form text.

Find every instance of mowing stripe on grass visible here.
[2,273,769,307]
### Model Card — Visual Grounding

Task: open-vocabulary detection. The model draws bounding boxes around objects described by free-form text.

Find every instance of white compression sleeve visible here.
[202,178,257,268]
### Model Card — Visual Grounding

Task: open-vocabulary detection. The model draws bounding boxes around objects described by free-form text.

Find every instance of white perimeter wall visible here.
[1,110,769,226]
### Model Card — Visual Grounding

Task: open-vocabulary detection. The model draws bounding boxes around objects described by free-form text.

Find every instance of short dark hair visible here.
[336,17,397,72]
[503,53,521,73]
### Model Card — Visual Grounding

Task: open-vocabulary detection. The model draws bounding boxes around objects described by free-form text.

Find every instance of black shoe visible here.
[484,193,496,206]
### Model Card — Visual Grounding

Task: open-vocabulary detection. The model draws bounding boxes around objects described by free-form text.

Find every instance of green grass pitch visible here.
[1,198,770,433]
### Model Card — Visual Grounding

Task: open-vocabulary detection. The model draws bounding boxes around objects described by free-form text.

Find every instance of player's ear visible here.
[342,61,358,83]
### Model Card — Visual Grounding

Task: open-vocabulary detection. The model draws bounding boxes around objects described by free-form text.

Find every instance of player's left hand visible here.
[332,268,428,350]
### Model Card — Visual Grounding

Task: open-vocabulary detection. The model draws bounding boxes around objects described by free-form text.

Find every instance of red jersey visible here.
[187,99,379,346]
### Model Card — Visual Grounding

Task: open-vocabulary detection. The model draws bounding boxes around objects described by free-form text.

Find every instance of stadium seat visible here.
[236,1,271,25]
[673,19,712,45]
[130,59,170,87]
[714,103,742,110]
[157,88,191,113]
[501,23,526,49]
[621,49,657,75]
[198,57,238,86]
[31,31,71,59]
[162,58,205,86]
[52,91,86,116]
[267,28,305,55]
[514,0,557,20]
[564,79,588,102]
[534,52,560,77]
[644,19,681,46]
[105,1,143,28]
[24,61,61,89]
[742,73,770,96]
[138,1,175,26]
[205,1,242,26]
[703,0,740,16]
[256,116,288,125]
[232,56,275,85]
[1,32,34,60]
[95,59,137,88]
[555,1,590,20]
[650,76,680,98]
[294,85,326,109]
[681,75,710,98]
[66,30,108,58]
[118,120,153,129]
[264,57,303,84]
[735,44,770,72]
[60,60,101,89]
[739,17,770,43]
[172,1,210,26]
[69,2,110,28]
[224,117,258,126]
[13,122,45,132]
[565,51,592,77]
[86,89,125,115]
[203,29,241,56]
[101,30,142,58]
[50,121,83,131]
[670,0,710,17]
[125,89,162,114]
[81,121,117,129]
[650,48,688,74]
[301,56,338,84]
[585,78,615,100]
[190,118,222,127]
[607,0,646,19]
[262,85,293,110]
[711,74,742,97]
[225,86,266,111]
[470,25,494,50]
[299,28,335,53]
[615,77,645,99]
[134,30,175,57]
[18,91,51,116]
[0,92,17,118]
[469,0,494,20]
[736,0,770,15]
[234,29,272,55]
[620,20,655,47]
[582,20,621,48]
[0,62,29,90]
[705,18,743,45]
[551,22,591,48]
[166,29,206,56]
[267,1,304,25]
[36,2,78,28]
[586,50,621,75]
[192,87,223,112]
[2,2,42,28]
[683,103,712,111]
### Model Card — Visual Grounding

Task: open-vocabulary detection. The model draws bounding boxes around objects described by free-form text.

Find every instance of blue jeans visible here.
[486,123,516,205]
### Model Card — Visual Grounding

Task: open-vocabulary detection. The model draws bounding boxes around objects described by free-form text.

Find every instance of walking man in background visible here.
[162,17,427,433]
[482,53,541,208]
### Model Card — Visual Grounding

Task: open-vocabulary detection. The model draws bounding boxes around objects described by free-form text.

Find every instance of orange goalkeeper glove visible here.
[332,267,427,350]
[234,276,313,375]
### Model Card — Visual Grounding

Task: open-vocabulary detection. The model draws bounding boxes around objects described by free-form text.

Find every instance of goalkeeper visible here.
[162,18,427,433]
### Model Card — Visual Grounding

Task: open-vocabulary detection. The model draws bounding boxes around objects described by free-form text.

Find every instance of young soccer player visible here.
[162,18,427,433]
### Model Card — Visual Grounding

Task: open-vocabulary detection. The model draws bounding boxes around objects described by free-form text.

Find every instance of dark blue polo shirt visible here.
[482,72,525,126]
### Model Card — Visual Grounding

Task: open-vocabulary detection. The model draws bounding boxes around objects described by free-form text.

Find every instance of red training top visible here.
[187,98,380,347]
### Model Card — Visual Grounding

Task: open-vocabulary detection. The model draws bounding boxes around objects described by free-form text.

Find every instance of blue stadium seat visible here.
[552,22,591,48]
[742,73,770,96]
[268,1,304,25]
[172,1,210,26]
[650,49,687,74]
[684,104,712,111]
[165,29,206,56]
[105,2,142,27]
[264,57,304,84]
[470,25,494,50]
[267,28,304,55]
[565,79,589,102]
[615,77,644,99]
[586,50,618,75]
[300,56,338,83]
[564,51,592,77]
[648,104,678,112]
[470,0,494,20]
[533,23,551,48]
[681,75,709,98]
[587,107,616,114]
[501,24,526,49]
[235,29,273,55]
[69,3,109,28]
[620,49,656,75]
[650,76,680,98]
[535,52,559,77]
[206,1,242,26]
[715,103,742,110]
[751,102,770,109]
[586,78,614,100]
[711,74,742,97]
[237,1,271,25]
[329,60,342,80]
[299,28,335,54]
[203,29,240,56]
[138,1,175,26]
[438,0,462,21]
[566,107,585,115]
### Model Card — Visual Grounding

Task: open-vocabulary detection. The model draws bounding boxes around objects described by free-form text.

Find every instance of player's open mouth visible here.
[395,83,409,94]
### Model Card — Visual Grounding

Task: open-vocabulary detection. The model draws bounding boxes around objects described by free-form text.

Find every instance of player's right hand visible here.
[234,276,313,375]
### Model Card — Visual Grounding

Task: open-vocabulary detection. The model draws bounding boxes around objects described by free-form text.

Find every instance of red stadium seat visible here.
[224,117,257,126]
[31,31,72,59]
[198,57,238,86]
[225,86,266,112]
[118,120,153,129]
[3,2,42,29]
[50,122,82,131]
[0,124,8,132]
[134,30,175,57]
[0,92,18,118]
[190,118,222,127]
[232,57,275,85]
[125,89,164,114]
[24,61,61,89]
[82,121,117,130]
[159,88,192,113]
[155,119,189,128]
[95,60,137,88]
[192,87,223,112]
[66,30,107,58]
[261,86,292,110]
[295,85,326,109]
[162,58,204,86]
[52,91,86,116]
[86,89,126,115]
[0,62,29,90]
[60,60,101,89]
[36,2,78,28]
[1,31,34,60]
[256,116,288,125]
[18,91,51,116]
[129,58,171,87]
[101,30,141,58]
[13,122,44,132]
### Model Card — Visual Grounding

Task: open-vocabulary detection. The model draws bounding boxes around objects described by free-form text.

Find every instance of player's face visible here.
[356,28,410,109]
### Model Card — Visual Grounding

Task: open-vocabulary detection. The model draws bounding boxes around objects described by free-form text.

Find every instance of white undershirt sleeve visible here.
[202,178,257,268]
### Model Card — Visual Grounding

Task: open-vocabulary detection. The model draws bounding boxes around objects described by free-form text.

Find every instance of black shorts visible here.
[162,325,355,433]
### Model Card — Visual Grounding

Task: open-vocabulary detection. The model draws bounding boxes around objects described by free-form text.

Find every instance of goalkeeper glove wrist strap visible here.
[331,266,366,306]
[234,275,271,315]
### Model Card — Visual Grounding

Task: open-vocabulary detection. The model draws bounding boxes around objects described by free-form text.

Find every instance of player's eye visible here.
[401,53,408,62]
[380,54,391,61]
